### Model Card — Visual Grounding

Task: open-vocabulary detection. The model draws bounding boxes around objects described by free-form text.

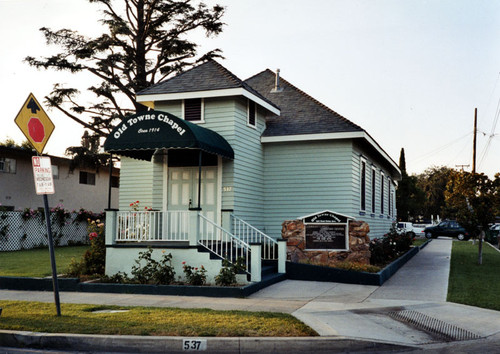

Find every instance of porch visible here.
[105,210,286,283]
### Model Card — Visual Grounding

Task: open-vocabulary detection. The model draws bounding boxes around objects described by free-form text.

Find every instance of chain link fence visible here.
[0,211,93,252]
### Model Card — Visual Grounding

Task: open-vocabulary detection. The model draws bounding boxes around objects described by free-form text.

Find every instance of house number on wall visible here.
[182,339,207,351]
[222,186,233,192]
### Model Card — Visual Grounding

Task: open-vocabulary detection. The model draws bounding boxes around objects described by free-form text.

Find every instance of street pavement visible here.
[1,238,500,353]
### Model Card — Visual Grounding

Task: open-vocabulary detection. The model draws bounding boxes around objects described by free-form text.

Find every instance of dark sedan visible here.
[424,220,469,241]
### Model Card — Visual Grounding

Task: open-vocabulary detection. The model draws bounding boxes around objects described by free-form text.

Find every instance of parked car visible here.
[396,222,429,238]
[424,220,469,241]
[396,222,416,237]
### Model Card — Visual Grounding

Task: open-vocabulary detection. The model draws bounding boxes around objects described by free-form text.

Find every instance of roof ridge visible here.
[210,59,245,86]
[272,71,363,131]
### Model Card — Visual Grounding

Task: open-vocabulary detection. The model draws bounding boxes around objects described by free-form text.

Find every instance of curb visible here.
[0,330,417,353]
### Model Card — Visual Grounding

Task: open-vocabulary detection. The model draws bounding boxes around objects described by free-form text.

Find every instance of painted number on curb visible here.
[183,339,207,351]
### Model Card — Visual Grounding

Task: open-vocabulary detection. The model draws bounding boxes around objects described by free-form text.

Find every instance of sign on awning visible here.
[103,110,234,161]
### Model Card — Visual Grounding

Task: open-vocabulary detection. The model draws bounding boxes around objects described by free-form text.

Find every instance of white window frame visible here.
[360,157,367,212]
[247,99,257,128]
[380,171,385,215]
[371,166,377,215]
[182,98,205,123]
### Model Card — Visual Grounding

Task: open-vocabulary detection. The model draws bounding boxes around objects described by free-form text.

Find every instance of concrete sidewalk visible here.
[1,238,500,353]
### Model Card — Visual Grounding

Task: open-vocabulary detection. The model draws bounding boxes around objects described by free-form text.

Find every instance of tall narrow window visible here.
[371,168,376,214]
[388,178,392,216]
[380,172,384,214]
[360,160,366,211]
[248,100,256,127]
[184,98,202,122]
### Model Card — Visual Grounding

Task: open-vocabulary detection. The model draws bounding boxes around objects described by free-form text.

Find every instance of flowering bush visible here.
[67,219,105,277]
[73,208,104,223]
[130,200,153,212]
[182,262,208,285]
[370,228,413,266]
[21,207,40,221]
[50,204,71,227]
[130,248,176,284]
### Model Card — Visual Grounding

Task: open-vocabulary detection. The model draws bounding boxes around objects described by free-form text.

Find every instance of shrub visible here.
[182,262,207,286]
[370,228,413,266]
[215,258,246,286]
[131,248,175,285]
[66,219,105,277]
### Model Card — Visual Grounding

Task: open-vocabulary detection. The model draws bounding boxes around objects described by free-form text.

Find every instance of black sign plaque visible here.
[301,210,353,250]
[305,224,347,250]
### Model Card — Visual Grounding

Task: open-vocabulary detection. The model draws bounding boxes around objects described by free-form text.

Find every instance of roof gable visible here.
[136,60,279,113]
[244,70,363,136]
[137,60,244,95]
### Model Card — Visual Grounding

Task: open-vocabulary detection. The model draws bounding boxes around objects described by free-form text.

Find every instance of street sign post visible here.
[14,94,60,316]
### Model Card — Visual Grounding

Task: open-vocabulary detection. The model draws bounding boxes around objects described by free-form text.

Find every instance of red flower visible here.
[89,232,98,240]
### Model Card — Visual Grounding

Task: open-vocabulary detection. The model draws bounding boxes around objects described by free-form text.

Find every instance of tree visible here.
[444,171,496,265]
[26,0,225,138]
[396,148,425,221]
[416,166,455,220]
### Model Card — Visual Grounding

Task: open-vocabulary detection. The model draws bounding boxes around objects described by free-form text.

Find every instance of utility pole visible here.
[472,108,477,175]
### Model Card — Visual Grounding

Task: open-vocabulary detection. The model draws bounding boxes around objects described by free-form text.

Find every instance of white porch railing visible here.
[198,213,251,274]
[116,211,189,241]
[230,214,278,260]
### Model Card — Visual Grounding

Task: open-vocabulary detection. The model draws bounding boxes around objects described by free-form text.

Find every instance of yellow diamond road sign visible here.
[14,93,55,154]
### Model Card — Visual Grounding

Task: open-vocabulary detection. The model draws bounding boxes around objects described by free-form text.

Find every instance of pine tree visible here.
[26,0,225,137]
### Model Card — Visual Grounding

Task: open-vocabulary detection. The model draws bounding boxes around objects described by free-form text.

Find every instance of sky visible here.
[1,0,500,177]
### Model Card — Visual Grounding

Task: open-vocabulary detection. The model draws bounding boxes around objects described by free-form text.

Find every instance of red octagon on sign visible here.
[28,117,45,143]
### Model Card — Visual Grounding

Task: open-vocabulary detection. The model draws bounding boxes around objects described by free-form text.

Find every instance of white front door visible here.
[168,166,218,222]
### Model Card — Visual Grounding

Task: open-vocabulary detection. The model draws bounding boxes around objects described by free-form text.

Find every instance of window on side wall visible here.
[371,167,376,214]
[0,158,16,173]
[184,98,203,122]
[79,171,96,185]
[248,99,256,128]
[52,165,59,180]
[380,172,384,214]
[388,177,392,216]
[360,158,366,211]
[111,176,119,188]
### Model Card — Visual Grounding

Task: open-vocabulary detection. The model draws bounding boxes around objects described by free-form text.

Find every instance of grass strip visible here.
[447,241,500,311]
[0,300,317,337]
[0,246,89,277]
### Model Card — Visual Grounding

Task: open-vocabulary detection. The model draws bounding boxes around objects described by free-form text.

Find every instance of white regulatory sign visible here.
[32,156,55,195]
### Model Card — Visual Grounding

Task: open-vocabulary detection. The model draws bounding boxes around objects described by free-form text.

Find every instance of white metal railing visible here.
[198,213,251,274]
[116,211,189,242]
[230,214,278,260]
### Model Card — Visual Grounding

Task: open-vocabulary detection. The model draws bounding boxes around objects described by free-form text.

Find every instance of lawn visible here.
[0,301,317,337]
[0,246,89,277]
[448,241,500,311]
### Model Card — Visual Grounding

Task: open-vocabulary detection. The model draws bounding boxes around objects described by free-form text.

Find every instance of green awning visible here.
[103,110,234,161]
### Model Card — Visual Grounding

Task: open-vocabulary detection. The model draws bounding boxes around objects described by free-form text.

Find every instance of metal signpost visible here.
[15,93,61,316]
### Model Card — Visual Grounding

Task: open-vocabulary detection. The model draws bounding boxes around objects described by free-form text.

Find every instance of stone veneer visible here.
[282,219,371,265]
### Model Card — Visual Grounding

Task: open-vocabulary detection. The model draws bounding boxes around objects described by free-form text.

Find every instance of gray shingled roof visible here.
[137,60,279,111]
[244,69,364,137]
